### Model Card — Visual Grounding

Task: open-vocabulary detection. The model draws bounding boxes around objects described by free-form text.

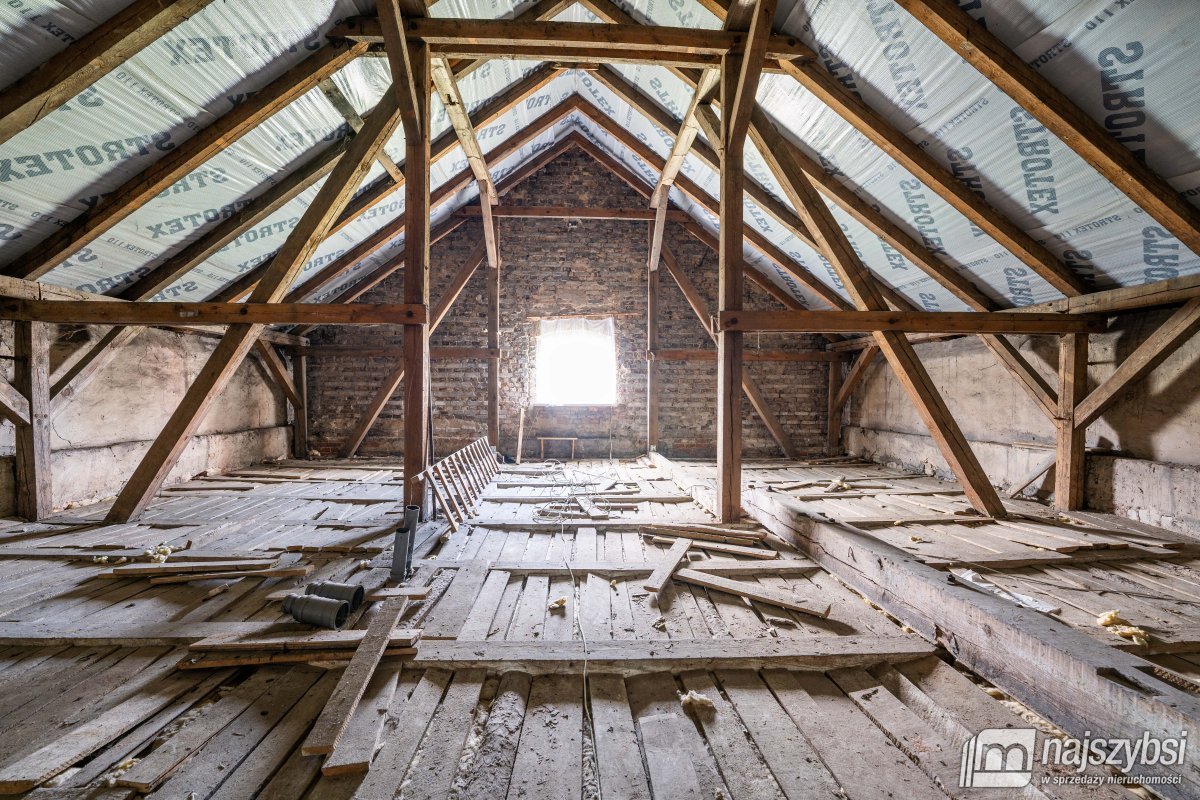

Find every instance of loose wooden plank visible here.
[402,669,485,800]
[352,669,452,799]
[104,560,277,577]
[320,666,402,776]
[642,537,691,594]
[0,669,201,793]
[587,674,651,800]
[408,637,930,673]
[649,535,778,559]
[302,597,409,755]
[505,673,583,800]
[674,568,831,618]
[147,565,313,584]
[190,629,421,652]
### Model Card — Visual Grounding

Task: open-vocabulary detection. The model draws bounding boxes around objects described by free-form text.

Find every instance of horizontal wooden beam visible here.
[718,310,1105,335]
[649,348,845,362]
[334,17,806,59]
[453,205,692,221]
[287,345,500,360]
[0,300,426,327]
[1022,273,1200,316]
[0,277,304,346]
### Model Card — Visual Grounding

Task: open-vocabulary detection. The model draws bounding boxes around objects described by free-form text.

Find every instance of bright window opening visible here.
[534,317,617,405]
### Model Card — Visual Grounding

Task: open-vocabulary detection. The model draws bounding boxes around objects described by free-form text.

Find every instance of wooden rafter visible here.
[775,56,1087,297]
[3,42,367,281]
[208,66,563,305]
[318,77,406,183]
[104,87,406,522]
[0,0,219,147]
[572,98,847,310]
[430,57,497,204]
[897,0,1200,261]
[751,109,1006,517]
[285,89,580,312]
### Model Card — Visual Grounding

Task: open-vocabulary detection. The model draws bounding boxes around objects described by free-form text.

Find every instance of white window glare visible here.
[534,316,618,405]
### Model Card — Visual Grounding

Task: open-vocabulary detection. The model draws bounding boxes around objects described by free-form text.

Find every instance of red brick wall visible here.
[307,148,829,459]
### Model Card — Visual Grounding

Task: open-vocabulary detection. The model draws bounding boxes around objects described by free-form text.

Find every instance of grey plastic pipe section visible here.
[282,593,350,629]
[391,504,421,582]
[306,580,365,610]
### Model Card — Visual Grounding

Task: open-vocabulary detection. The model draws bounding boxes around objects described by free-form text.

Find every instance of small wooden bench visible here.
[538,437,577,460]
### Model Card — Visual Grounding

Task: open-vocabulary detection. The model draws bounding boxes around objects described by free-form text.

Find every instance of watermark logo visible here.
[960,728,1189,789]
[960,728,1037,788]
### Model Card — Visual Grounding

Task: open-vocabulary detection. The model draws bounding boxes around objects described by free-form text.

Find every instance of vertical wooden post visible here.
[13,321,51,520]
[647,236,660,451]
[1055,333,1088,511]
[716,55,745,522]
[292,353,308,458]
[402,40,432,510]
[826,360,842,455]
[487,249,500,446]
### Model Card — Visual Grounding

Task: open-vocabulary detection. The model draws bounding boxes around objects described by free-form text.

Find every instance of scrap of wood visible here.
[148,564,313,584]
[649,535,778,560]
[638,523,766,541]
[265,586,430,602]
[575,495,609,520]
[190,629,421,652]
[643,538,692,594]
[103,559,276,577]
[178,647,417,670]
[674,568,831,619]
[301,597,409,756]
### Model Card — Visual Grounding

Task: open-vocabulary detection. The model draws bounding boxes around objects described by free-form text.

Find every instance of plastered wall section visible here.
[0,323,291,515]
[842,307,1200,534]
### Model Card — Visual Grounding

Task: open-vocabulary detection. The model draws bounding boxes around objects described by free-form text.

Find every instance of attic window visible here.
[534,317,617,406]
